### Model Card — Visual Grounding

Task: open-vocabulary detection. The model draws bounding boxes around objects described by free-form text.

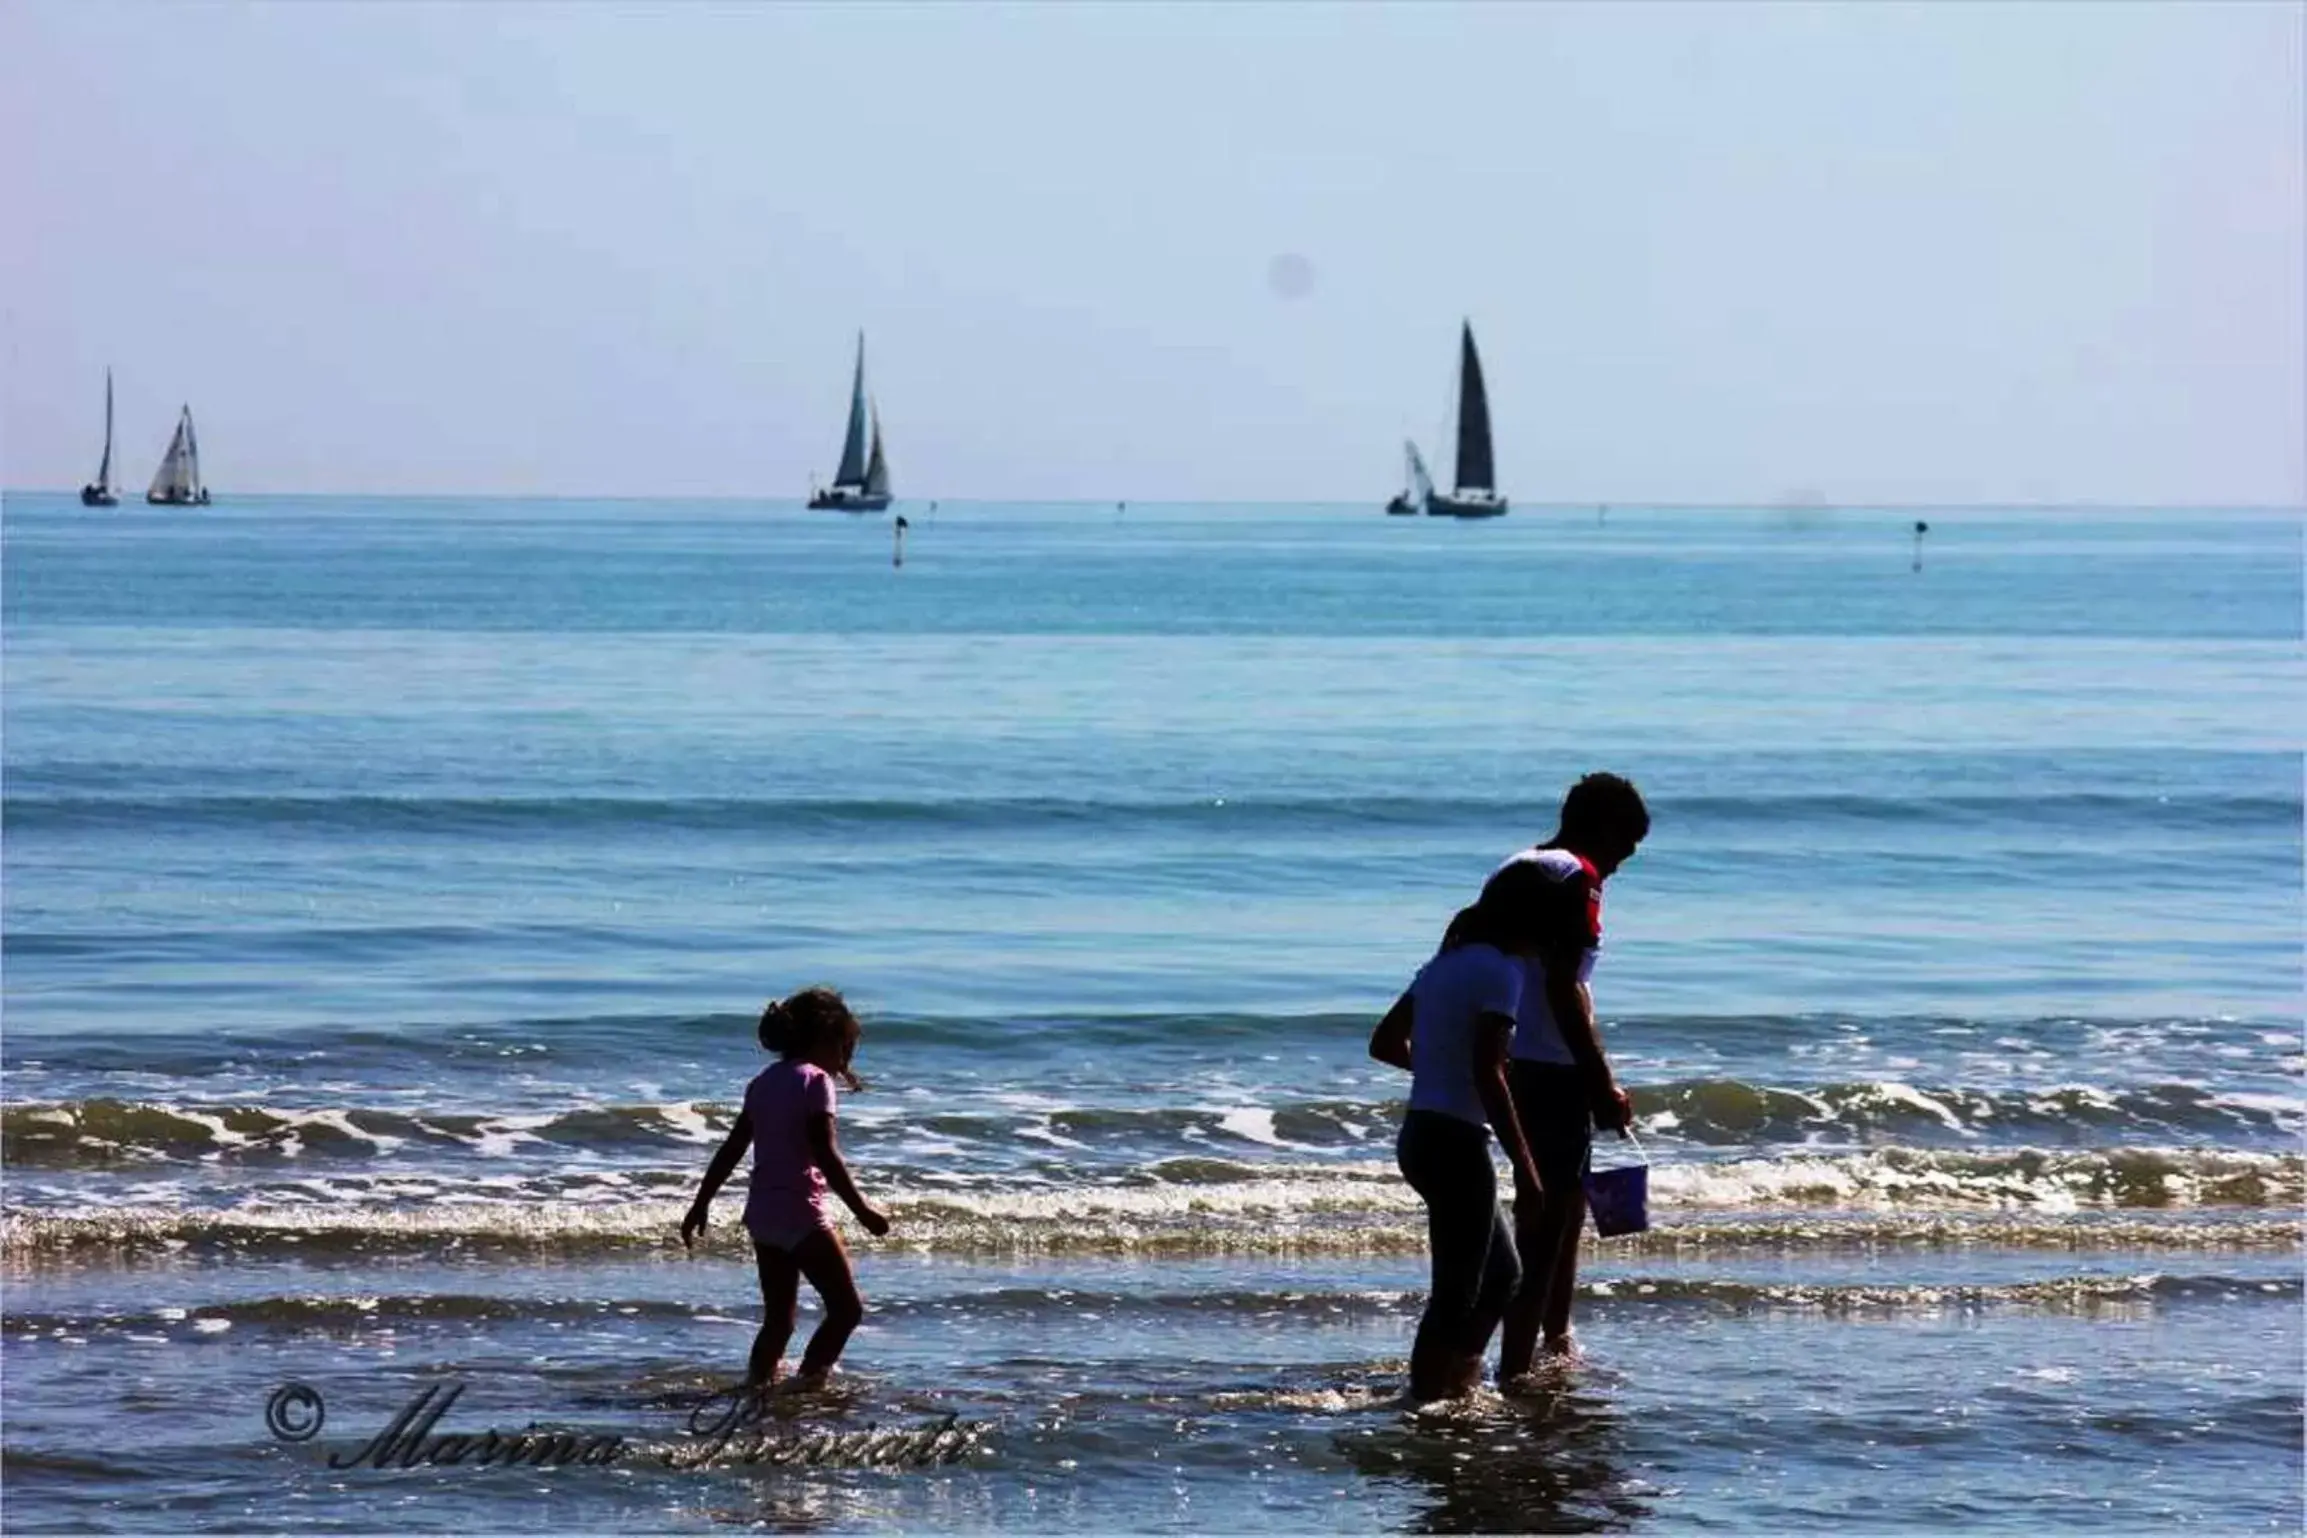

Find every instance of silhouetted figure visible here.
[1368,874,1554,1401]
[1479,774,1651,1380]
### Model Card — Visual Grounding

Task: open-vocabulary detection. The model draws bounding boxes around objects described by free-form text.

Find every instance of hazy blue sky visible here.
[5,2,2300,504]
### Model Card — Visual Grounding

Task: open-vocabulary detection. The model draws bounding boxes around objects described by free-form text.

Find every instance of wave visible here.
[0,1098,726,1166]
[4,788,2295,839]
[5,1007,2291,1067]
[1637,1077,2304,1143]
[7,1079,2295,1170]
[5,1152,2299,1262]
[6,1273,2295,1337]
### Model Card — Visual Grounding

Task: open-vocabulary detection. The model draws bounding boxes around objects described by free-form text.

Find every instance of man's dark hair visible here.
[1559,772,1650,847]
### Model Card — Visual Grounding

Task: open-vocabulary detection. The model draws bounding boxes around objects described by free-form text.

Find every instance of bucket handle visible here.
[1596,1125,1648,1168]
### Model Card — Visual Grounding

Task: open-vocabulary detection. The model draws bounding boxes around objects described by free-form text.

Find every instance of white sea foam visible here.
[468,1113,557,1158]
[2212,1090,2305,1126]
[5,1143,2299,1267]
[1214,1107,1284,1147]
[654,1102,721,1145]
[1014,1120,1090,1150]
[300,1108,403,1153]
[1856,1082,1973,1135]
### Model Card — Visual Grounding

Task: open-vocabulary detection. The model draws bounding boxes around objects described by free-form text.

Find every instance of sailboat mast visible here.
[100,370,115,487]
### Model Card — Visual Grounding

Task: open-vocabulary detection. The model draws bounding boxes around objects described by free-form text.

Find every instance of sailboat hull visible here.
[808,488,892,513]
[1425,492,1508,519]
[80,486,119,508]
[146,489,211,507]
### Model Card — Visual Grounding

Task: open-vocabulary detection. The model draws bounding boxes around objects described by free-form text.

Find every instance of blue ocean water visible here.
[3,493,2301,1532]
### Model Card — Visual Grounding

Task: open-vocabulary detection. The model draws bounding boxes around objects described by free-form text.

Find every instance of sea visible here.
[2,492,2300,1533]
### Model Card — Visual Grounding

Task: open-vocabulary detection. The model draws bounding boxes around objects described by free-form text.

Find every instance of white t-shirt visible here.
[1406,942,1524,1128]
[1488,846,1605,1065]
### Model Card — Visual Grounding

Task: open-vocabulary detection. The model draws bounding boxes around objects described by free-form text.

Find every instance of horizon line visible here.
[7,489,2302,514]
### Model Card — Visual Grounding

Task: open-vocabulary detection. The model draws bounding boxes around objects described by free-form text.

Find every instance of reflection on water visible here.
[1340,1377,1651,1534]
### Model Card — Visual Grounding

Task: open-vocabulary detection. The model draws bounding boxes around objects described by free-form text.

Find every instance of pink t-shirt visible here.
[742,1059,836,1241]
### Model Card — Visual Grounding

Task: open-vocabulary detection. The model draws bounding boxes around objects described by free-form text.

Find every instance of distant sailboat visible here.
[1384,439,1433,516]
[809,333,893,512]
[80,369,119,507]
[146,405,210,507]
[1425,321,1507,519]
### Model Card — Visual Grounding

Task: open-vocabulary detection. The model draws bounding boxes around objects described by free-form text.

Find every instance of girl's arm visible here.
[1368,990,1414,1071]
[806,1112,891,1236]
[1473,1014,1544,1204]
[680,1109,752,1250]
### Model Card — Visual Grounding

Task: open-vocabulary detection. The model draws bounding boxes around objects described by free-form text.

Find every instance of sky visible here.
[3,1,2301,506]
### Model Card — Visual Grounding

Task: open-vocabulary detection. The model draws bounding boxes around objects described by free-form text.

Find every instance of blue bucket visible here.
[1582,1132,1651,1238]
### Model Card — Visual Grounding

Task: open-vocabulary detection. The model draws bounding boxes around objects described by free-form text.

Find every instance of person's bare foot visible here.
[1539,1331,1582,1362]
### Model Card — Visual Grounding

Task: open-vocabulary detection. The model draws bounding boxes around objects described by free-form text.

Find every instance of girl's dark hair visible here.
[1440,860,1553,956]
[758,986,863,1089]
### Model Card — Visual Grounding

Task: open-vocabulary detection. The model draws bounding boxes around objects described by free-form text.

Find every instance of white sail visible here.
[1406,440,1434,504]
[148,407,202,502]
[863,399,891,498]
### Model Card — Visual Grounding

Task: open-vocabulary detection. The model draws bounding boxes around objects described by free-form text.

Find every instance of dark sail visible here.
[82,369,121,505]
[832,333,871,489]
[1453,322,1495,494]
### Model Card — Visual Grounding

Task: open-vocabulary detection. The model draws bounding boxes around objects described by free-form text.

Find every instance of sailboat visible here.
[146,405,211,507]
[808,333,893,512]
[1384,439,1433,516]
[1424,321,1507,519]
[80,369,120,506]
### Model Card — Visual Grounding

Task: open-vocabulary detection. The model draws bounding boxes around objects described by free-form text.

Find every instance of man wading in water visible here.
[1489,772,1648,1376]
[1379,773,1649,1383]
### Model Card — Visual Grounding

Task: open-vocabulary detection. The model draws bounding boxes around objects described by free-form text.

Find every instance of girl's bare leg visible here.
[750,1239,801,1390]
[791,1227,864,1379]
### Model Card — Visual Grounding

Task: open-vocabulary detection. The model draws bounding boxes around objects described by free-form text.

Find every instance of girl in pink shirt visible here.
[682,987,891,1392]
